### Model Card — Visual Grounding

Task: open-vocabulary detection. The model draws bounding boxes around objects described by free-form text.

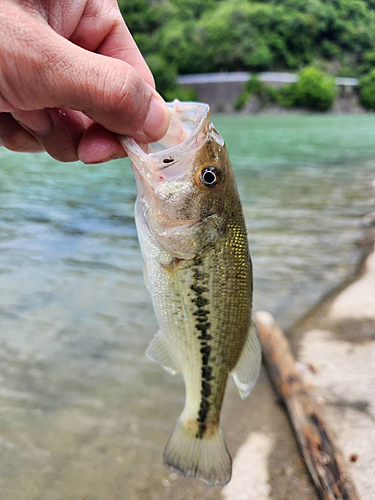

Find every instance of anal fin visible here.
[232,320,262,399]
[146,331,180,375]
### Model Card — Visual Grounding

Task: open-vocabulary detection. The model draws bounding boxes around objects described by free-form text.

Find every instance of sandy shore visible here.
[149,231,375,500]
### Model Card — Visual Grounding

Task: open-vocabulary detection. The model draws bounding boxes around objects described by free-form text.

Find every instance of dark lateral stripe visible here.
[198,335,212,343]
[193,309,210,316]
[201,365,214,380]
[197,423,206,439]
[196,317,209,323]
[196,323,211,332]
[190,256,214,439]
[192,296,209,307]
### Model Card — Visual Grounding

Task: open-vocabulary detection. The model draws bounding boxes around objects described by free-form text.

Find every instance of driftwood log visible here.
[255,311,360,500]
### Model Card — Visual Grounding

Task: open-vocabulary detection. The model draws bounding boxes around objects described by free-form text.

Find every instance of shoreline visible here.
[288,221,375,337]
[213,105,374,117]
[288,228,375,500]
[178,76,367,114]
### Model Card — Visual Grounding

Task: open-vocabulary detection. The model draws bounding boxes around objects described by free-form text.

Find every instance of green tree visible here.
[119,0,375,84]
[145,53,196,101]
[145,54,177,96]
[234,74,279,110]
[359,69,375,110]
[294,67,336,111]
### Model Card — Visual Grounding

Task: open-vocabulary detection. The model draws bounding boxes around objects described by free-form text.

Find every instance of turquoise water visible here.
[0,114,374,499]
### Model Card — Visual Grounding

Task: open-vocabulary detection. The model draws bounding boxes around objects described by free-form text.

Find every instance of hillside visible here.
[119,0,375,79]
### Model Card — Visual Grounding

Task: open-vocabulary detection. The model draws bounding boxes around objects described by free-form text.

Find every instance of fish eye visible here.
[200,167,219,188]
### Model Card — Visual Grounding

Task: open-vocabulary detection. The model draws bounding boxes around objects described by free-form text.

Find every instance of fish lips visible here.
[118,100,213,187]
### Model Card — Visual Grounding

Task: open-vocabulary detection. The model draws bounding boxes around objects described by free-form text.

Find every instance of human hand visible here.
[0,0,170,163]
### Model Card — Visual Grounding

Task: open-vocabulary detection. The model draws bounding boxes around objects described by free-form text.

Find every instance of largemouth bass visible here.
[120,101,261,486]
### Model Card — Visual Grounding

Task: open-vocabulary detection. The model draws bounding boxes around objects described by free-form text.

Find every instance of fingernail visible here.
[12,110,52,134]
[142,97,170,141]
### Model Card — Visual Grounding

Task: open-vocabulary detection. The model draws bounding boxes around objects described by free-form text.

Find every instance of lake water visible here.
[0,114,374,499]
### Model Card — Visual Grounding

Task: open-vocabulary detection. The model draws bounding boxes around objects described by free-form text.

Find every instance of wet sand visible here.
[290,232,375,500]
[150,230,375,500]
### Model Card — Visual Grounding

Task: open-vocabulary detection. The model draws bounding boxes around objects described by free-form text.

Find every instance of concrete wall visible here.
[182,80,246,112]
[176,72,361,113]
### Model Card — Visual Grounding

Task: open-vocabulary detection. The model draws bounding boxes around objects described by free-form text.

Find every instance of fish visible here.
[119,100,261,486]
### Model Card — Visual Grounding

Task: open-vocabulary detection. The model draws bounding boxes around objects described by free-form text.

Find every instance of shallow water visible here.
[0,114,374,499]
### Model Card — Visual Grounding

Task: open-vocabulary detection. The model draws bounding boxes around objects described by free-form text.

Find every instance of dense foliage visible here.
[234,75,279,110]
[119,0,375,80]
[118,0,375,108]
[144,54,196,101]
[235,67,336,111]
[293,67,336,110]
[359,69,375,109]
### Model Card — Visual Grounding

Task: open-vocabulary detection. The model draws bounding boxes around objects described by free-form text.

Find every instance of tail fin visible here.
[163,417,232,486]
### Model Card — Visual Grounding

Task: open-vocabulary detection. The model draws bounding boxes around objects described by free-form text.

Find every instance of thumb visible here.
[3,14,170,142]
[53,40,171,142]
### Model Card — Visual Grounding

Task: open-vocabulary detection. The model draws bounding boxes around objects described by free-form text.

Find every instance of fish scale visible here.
[139,207,251,415]
[120,100,261,486]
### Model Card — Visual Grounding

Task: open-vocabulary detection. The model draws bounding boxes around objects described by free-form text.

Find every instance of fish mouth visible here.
[119,100,223,230]
[118,100,211,181]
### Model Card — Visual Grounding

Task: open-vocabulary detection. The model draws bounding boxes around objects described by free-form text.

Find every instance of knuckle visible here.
[107,65,150,127]
[1,129,37,152]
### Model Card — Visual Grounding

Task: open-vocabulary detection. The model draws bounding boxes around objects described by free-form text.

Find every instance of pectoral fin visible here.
[232,321,262,399]
[143,261,150,291]
[146,331,180,375]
